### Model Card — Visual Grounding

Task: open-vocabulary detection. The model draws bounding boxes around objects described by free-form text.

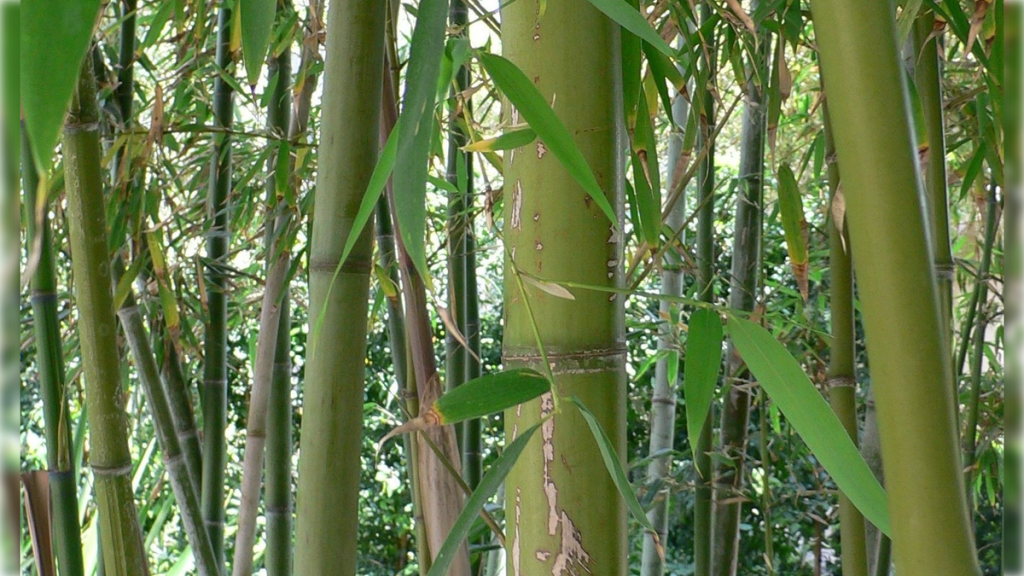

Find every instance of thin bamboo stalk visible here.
[694,4,716,575]
[63,57,149,576]
[711,14,767,576]
[23,127,85,576]
[231,252,289,576]
[264,18,295,574]
[201,5,235,569]
[822,104,868,576]
[160,337,204,512]
[502,0,627,573]
[114,262,219,576]
[809,0,980,572]
[292,0,385,571]
[964,183,999,501]
[640,76,689,576]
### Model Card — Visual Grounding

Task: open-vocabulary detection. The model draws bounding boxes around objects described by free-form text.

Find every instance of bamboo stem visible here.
[63,57,149,576]
[694,3,716,574]
[809,0,980,572]
[201,5,235,568]
[640,68,689,576]
[114,262,219,576]
[23,126,85,576]
[292,0,385,571]
[711,13,768,575]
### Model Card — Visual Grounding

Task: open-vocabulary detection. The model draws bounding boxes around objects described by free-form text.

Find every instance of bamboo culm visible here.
[63,57,149,576]
[201,5,235,569]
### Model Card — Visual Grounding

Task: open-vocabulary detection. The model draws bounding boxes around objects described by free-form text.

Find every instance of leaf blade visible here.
[239,0,277,84]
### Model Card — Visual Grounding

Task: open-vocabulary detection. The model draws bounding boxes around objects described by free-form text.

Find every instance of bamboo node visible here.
[826,376,856,389]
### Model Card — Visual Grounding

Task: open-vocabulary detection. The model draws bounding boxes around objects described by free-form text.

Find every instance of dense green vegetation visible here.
[18,0,1004,575]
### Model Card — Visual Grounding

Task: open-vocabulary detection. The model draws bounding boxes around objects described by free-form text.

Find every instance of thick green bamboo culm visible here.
[63,58,149,576]
[264,26,295,576]
[202,4,235,569]
[640,79,688,576]
[964,184,999,499]
[502,0,627,573]
[913,11,955,346]
[23,129,85,576]
[809,1,980,573]
[292,0,385,571]
[823,107,869,576]
[711,14,767,576]
[114,263,219,576]
[694,3,716,575]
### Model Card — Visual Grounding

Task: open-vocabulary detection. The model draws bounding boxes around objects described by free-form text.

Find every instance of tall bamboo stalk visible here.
[502,0,627,574]
[711,12,767,575]
[202,4,235,568]
[694,4,716,575]
[264,19,295,574]
[640,79,689,576]
[964,184,999,500]
[292,0,385,571]
[913,11,955,346]
[114,262,219,576]
[822,105,868,576]
[160,345,204,510]
[809,0,980,573]
[23,128,85,576]
[63,57,149,576]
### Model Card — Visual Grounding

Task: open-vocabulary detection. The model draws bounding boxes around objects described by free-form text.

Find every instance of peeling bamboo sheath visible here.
[501,0,628,573]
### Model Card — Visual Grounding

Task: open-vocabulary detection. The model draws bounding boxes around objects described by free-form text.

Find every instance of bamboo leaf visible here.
[631,85,661,246]
[581,0,674,57]
[959,141,987,201]
[426,423,542,576]
[433,369,550,425]
[522,275,576,300]
[309,123,398,359]
[393,0,449,282]
[464,128,536,152]
[777,163,809,301]
[239,0,276,84]
[726,316,892,536]
[21,0,103,169]
[569,396,661,545]
[479,52,618,225]
[683,308,723,459]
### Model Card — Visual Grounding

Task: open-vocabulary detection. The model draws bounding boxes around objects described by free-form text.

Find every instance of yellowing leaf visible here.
[778,164,809,301]
[523,275,576,300]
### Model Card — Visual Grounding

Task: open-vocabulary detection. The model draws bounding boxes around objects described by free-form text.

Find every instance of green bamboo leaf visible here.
[393,0,449,282]
[479,52,618,225]
[569,396,660,540]
[426,423,542,576]
[433,368,550,425]
[631,85,661,246]
[21,0,103,169]
[621,0,642,124]
[959,141,987,201]
[582,0,674,57]
[239,0,276,84]
[684,308,723,458]
[310,124,398,358]
[777,163,809,301]
[643,41,686,123]
[726,316,892,536]
[463,128,536,152]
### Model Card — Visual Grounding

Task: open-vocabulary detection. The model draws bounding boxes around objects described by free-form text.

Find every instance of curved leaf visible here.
[21,0,103,169]
[434,368,550,424]
[582,0,674,57]
[479,52,618,225]
[684,308,723,458]
[727,316,891,536]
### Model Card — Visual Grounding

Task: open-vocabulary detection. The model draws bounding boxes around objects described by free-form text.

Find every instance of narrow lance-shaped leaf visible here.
[726,316,892,536]
[392,0,450,282]
[569,396,662,553]
[21,0,103,169]
[631,84,661,246]
[684,308,723,460]
[381,369,550,445]
[463,128,537,152]
[479,52,618,225]
[581,0,674,56]
[777,164,809,301]
[426,423,542,576]
[239,0,276,84]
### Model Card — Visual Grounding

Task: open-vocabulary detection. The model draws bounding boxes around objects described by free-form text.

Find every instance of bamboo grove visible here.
[17,0,1006,574]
